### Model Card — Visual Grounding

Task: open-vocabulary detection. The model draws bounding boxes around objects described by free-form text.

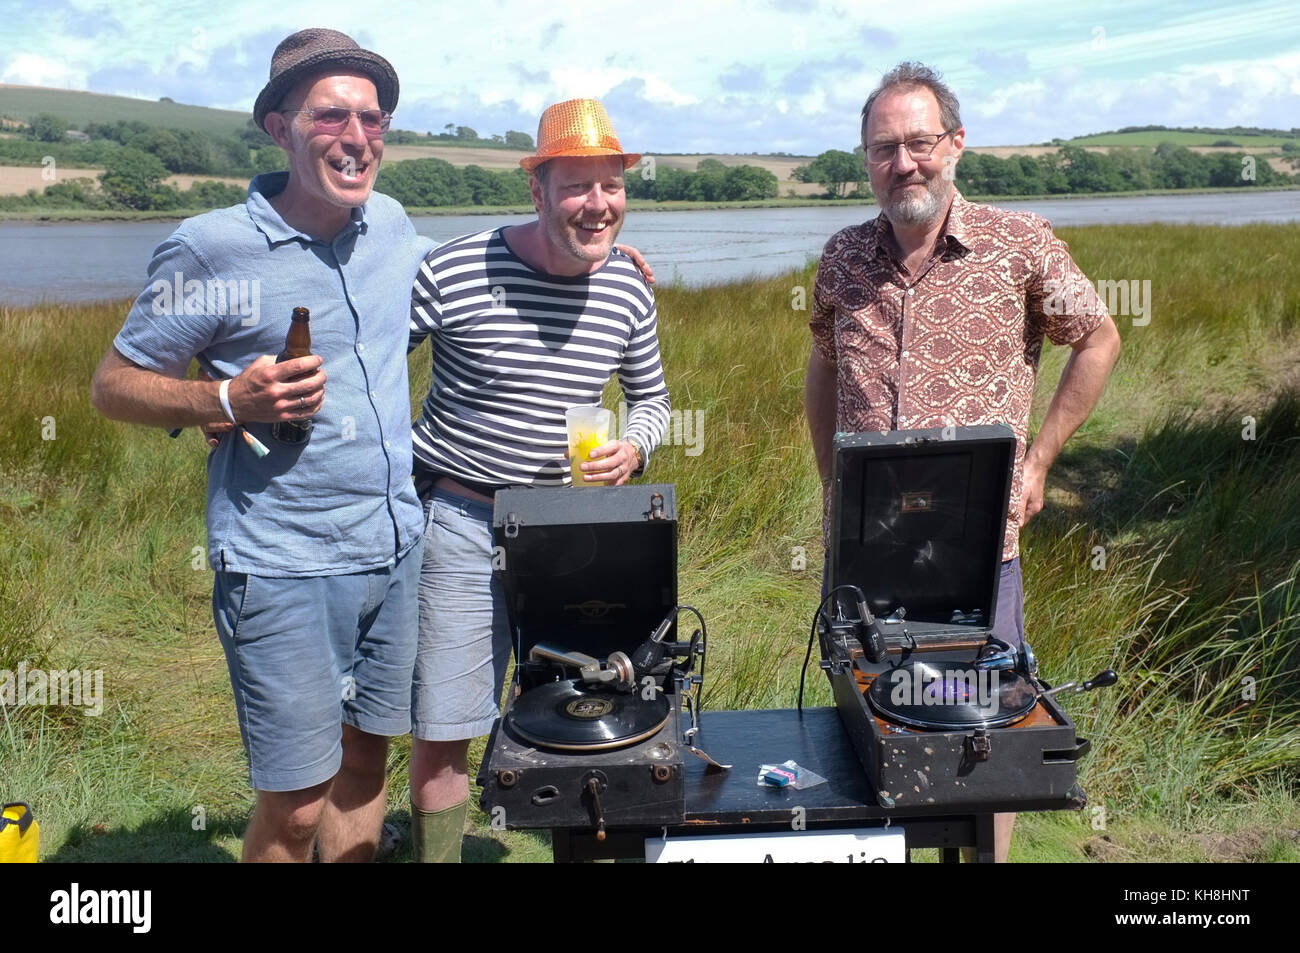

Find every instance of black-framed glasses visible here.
[280,107,392,136]
[866,130,955,164]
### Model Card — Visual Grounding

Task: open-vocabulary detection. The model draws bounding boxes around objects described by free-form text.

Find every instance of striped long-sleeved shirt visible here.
[409,227,671,487]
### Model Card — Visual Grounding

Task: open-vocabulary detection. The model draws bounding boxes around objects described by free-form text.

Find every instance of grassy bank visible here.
[2,223,1299,861]
[0,206,227,223]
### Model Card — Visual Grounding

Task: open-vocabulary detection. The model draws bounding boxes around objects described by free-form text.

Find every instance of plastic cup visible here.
[565,406,613,487]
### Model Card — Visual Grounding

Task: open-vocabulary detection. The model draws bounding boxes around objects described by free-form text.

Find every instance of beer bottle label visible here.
[270,419,312,444]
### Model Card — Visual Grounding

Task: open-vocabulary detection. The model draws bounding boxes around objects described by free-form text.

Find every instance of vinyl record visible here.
[507,678,671,751]
[867,659,1037,730]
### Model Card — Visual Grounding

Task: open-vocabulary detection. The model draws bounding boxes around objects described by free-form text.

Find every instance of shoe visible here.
[310,822,402,862]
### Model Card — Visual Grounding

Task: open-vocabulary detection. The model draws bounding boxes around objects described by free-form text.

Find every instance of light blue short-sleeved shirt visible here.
[113,172,436,577]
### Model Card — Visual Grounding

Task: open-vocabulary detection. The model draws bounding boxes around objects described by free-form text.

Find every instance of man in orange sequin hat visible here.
[405,99,670,862]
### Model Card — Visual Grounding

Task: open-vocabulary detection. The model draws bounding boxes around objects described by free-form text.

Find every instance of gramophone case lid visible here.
[493,485,678,660]
[829,425,1015,630]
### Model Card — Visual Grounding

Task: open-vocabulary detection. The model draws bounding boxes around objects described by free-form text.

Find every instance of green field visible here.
[0,85,250,137]
[0,85,511,150]
[3,223,1299,862]
[1070,130,1296,148]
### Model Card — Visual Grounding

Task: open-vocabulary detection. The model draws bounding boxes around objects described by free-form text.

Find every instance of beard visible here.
[875,173,951,229]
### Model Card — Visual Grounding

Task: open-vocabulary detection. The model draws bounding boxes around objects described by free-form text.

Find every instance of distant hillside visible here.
[1070,126,1298,148]
[0,84,250,137]
[0,84,537,150]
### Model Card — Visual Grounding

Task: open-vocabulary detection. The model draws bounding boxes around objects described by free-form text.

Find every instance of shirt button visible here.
[384,440,391,449]
[906,288,915,296]
[902,350,910,358]
[358,343,365,352]
[370,391,377,399]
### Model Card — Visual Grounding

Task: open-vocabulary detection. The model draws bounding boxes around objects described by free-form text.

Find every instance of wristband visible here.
[218,378,238,426]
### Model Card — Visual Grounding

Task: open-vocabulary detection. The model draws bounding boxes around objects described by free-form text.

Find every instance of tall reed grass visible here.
[3,223,1298,858]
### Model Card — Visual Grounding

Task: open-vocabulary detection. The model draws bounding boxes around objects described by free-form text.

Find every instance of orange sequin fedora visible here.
[519,98,641,172]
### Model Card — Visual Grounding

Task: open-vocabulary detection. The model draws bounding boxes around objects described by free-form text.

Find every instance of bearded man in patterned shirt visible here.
[804,62,1121,862]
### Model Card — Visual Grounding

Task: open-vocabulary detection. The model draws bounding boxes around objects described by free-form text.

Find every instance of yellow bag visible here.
[0,803,39,862]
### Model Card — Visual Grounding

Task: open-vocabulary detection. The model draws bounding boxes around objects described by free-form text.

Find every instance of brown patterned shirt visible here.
[810,190,1108,560]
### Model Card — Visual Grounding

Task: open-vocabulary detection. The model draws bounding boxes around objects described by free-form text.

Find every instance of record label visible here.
[566,698,614,719]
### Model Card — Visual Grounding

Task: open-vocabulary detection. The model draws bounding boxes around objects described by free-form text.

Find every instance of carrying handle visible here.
[1,802,33,835]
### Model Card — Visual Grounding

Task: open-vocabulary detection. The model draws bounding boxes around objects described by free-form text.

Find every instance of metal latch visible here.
[503,511,522,538]
[648,492,665,520]
[965,728,991,762]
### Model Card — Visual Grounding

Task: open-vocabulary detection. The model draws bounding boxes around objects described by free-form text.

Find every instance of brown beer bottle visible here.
[270,307,313,445]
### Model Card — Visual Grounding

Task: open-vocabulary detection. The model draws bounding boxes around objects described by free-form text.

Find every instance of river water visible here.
[2,190,1297,305]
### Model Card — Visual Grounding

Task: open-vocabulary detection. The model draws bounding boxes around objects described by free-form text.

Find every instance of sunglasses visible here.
[280,106,392,136]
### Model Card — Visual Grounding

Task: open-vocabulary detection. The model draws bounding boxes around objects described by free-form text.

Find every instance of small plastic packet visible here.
[756,759,827,790]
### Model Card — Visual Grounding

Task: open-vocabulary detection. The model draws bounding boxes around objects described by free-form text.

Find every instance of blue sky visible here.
[1,0,1297,153]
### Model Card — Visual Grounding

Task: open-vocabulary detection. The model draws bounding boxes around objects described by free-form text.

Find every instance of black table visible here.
[549,707,1085,862]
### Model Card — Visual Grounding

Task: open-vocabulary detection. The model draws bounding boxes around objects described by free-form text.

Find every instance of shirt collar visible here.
[869,187,972,260]
[943,190,973,253]
[245,171,368,247]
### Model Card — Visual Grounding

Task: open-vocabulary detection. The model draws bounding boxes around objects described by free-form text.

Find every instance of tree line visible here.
[0,148,248,213]
[623,159,779,202]
[1075,123,1300,139]
[3,109,1294,214]
[386,126,535,149]
[373,156,781,207]
[792,143,1295,198]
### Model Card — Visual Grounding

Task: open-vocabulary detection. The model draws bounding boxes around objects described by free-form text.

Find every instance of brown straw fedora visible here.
[519,99,641,172]
[253,28,399,131]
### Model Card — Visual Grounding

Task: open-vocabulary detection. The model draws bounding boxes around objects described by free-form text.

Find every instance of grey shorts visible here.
[989,557,1026,647]
[211,541,422,792]
[411,487,513,742]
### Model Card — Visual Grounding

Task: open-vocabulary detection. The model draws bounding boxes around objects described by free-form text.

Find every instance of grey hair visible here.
[860,62,962,142]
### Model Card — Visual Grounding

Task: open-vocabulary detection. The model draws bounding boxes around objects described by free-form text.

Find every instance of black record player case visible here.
[823,426,1092,809]
[478,485,688,831]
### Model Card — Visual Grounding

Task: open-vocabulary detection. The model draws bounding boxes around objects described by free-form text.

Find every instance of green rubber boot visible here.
[413,800,468,863]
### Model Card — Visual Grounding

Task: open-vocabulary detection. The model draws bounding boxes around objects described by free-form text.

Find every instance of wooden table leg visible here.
[551,828,573,863]
[973,814,996,864]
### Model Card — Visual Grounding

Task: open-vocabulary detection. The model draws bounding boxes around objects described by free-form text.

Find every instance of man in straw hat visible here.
[92,28,432,861]
[405,98,671,862]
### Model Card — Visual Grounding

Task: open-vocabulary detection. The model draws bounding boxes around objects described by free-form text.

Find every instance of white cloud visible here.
[964,50,1300,145]
[2,0,1297,153]
[1,53,88,88]
[548,66,700,107]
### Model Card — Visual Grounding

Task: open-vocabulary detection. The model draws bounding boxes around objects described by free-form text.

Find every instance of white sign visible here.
[646,826,906,863]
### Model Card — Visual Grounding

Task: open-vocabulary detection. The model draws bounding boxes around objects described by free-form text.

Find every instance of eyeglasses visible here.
[866,130,955,164]
[279,107,392,136]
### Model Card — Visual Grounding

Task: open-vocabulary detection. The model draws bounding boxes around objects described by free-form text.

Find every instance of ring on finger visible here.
[299,396,306,410]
